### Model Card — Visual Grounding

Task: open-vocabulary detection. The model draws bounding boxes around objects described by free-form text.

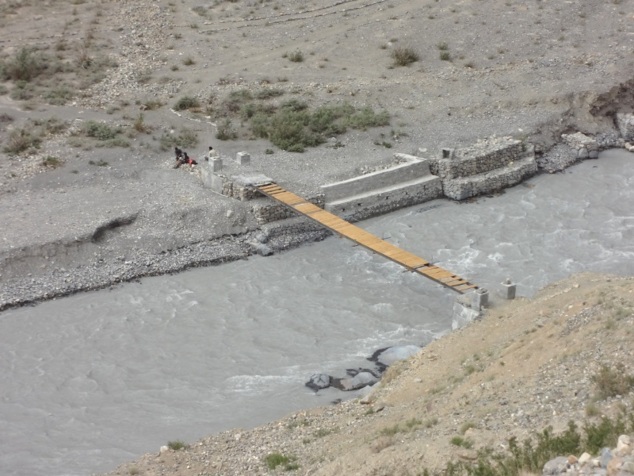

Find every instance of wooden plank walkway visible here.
[256,182,478,294]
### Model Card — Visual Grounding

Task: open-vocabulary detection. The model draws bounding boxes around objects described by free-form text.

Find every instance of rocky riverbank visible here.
[99,272,634,476]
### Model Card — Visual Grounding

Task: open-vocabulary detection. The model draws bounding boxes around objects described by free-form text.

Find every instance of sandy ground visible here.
[0,0,633,474]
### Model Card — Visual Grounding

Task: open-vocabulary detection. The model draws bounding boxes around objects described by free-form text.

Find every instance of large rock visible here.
[368,345,422,372]
[305,344,422,392]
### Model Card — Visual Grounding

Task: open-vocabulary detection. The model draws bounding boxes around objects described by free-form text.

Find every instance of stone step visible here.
[325,174,442,221]
[442,155,538,201]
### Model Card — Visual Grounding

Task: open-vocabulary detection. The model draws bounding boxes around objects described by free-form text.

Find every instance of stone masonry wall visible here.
[427,136,538,201]
[251,195,325,225]
[429,137,528,180]
[442,158,538,201]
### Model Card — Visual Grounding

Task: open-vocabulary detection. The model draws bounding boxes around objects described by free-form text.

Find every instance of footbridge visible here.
[256,182,478,294]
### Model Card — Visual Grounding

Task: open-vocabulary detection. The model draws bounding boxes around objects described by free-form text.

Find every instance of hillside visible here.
[102,272,634,475]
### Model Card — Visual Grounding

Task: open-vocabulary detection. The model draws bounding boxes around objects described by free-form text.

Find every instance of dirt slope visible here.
[101,272,634,476]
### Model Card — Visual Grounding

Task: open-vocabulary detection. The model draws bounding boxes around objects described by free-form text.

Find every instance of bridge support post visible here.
[501,278,516,300]
[472,288,489,310]
[210,157,223,172]
[236,152,251,165]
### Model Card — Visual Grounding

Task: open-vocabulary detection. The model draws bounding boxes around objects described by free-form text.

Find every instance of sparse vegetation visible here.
[591,364,634,400]
[159,127,198,151]
[167,440,188,451]
[439,414,634,476]
[83,121,120,141]
[246,100,388,152]
[203,87,389,151]
[264,452,298,471]
[216,118,238,141]
[3,127,42,155]
[437,41,449,50]
[42,156,63,168]
[133,114,150,133]
[0,37,117,106]
[287,50,304,63]
[173,96,200,111]
[390,46,419,67]
[450,436,473,448]
[0,47,47,82]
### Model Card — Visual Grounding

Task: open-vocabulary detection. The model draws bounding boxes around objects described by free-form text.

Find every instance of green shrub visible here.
[264,452,298,470]
[584,416,627,454]
[287,50,304,63]
[42,156,63,168]
[346,107,390,130]
[268,109,322,152]
[440,51,452,61]
[309,103,353,135]
[3,128,41,154]
[380,424,402,436]
[208,88,389,152]
[1,47,47,82]
[216,119,238,141]
[450,436,473,448]
[159,127,198,151]
[45,85,75,105]
[438,418,634,476]
[250,102,388,152]
[133,113,150,133]
[254,88,284,100]
[83,121,120,140]
[219,89,254,116]
[592,364,634,400]
[167,440,187,451]
[391,46,419,67]
[10,80,36,101]
[96,137,130,148]
[173,95,200,111]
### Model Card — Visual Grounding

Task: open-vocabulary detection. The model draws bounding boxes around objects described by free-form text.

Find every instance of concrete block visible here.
[211,174,225,194]
[472,288,489,310]
[501,278,516,300]
[210,158,223,172]
[321,159,433,202]
[236,151,251,165]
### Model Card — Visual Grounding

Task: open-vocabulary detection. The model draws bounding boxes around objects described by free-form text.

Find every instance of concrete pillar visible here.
[501,278,516,300]
[210,157,223,172]
[236,152,250,165]
[472,288,489,310]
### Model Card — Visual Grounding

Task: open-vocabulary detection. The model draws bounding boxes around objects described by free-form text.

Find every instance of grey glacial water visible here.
[1,149,633,476]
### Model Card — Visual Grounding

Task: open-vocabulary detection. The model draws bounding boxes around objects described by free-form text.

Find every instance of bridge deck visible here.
[256,182,478,294]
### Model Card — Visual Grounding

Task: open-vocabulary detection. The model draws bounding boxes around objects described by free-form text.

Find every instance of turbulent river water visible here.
[1,149,633,476]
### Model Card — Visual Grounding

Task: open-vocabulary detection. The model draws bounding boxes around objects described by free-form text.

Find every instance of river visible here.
[1,149,633,476]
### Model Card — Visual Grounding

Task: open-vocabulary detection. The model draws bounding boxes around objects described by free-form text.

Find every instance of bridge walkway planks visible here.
[256,182,478,294]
